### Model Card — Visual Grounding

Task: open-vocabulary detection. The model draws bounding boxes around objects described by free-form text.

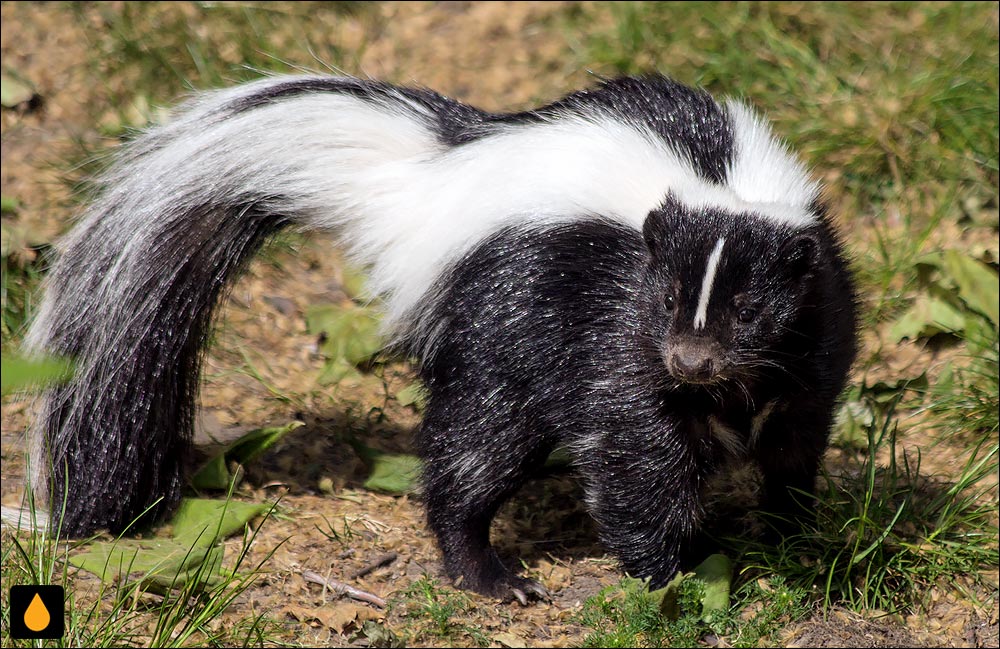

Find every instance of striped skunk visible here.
[24,74,856,602]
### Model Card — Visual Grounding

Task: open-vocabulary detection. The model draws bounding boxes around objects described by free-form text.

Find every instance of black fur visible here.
[36,201,290,535]
[412,197,856,598]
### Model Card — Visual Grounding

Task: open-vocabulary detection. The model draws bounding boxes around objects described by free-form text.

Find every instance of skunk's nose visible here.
[668,344,717,383]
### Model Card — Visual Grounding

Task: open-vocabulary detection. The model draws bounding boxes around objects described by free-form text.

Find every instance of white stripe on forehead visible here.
[694,237,726,330]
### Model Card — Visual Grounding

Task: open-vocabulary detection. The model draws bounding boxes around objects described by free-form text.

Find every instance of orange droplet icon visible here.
[24,592,51,632]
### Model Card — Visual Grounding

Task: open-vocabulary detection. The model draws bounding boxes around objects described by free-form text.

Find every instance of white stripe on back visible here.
[694,237,726,330]
[28,77,822,350]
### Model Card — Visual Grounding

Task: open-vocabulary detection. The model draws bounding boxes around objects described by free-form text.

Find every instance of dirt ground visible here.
[2,2,997,647]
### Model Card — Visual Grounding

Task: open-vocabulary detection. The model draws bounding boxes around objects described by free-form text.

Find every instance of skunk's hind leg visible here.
[417,408,553,603]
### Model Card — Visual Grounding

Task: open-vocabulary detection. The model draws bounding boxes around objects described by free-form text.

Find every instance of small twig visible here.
[302,569,386,608]
[349,552,398,580]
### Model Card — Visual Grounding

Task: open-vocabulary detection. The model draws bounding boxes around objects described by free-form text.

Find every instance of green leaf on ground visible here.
[70,498,268,591]
[652,554,732,621]
[363,452,422,494]
[937,250,999,325]
[652,572,687,620]
[71,537,226,591]
[306,302,383,385]
[396,380,428,410]
[893,250,1000,342]
[350,441,422,494]
[191,421,303,490]
[693,553,732,622]
[0,71,35,107]
[889,294,967,341]
[0,195,20,215]
[170,498,269,540]
[225,420,304,465]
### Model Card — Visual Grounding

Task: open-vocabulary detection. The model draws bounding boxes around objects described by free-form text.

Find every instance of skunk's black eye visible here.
[664,294,675,311]
[737,307,757,323]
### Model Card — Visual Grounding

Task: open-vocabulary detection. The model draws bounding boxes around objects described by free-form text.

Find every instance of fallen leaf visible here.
[494,631,528,647]
[286,603,383,633]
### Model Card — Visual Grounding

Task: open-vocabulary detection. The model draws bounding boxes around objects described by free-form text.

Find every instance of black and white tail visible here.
[24,74,820,535]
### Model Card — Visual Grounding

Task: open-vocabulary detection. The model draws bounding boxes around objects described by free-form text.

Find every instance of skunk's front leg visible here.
[417,408,553,604]
[583,437,703,588]
[753,404,831,533]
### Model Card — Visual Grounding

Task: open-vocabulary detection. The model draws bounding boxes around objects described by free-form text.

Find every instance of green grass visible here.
[931,314,1000,442]
[393,577,491,648]
[1,366,283,648]
[741,395,998,612]
[1,491,282,648]
[0,508,269,647]
[576,2,998,202]
[577,573,812,648]
[72,1,369,108]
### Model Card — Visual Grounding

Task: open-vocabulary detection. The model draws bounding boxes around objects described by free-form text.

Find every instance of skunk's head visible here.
[640,195,822,390]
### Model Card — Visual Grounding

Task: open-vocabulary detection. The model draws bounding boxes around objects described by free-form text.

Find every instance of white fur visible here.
[694,237,726,330]
[0,505,49,533]
[708,415,745,456]
[750,399,779,447]
[723,100,819,226]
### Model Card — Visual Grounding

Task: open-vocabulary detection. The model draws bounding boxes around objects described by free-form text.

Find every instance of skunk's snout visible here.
[667,341,721,384]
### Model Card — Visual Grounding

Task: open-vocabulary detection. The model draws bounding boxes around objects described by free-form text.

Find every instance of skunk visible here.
[25,74,856,602]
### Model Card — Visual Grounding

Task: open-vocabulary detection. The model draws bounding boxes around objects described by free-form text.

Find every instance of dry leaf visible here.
[285,603,383,634]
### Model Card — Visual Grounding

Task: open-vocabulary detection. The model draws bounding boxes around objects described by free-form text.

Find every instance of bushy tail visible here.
[26,76,458,535]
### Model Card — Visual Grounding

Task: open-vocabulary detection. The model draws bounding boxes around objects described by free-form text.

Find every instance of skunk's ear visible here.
[643,194,684,254]
[780,230,820,278]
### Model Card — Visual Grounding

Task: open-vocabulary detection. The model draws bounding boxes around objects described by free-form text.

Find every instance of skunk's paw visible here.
[504,576,550,606]
[455,570,550,605]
